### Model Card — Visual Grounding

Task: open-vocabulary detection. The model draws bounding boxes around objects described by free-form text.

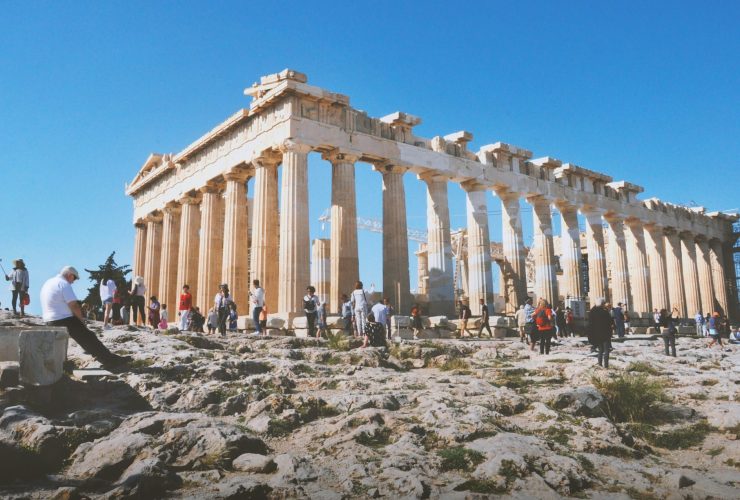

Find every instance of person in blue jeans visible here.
[250,280,265,335]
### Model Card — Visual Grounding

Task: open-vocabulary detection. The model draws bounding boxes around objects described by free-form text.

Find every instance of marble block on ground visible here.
[427,316,449,327]
[237,316,255,331]
[0,327,23,361]
[325,316,346,329]
[18,328,69,386]
[391,315,410,329]
[292,316,308,329]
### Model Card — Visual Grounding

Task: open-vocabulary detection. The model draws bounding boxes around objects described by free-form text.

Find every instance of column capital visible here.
[224,168,252,183]
[278,139,312,155]
[580,205,604,216]
[662,226,679,236]
[372,161,407,175]
[163,202,182,215]
[460,179,488,192]
[643,221,663,232]
[252,149,282,169]
[624,216,643,228]
[553,199,578,212]
[493,186,520,201]
[603,212,624,224]
[179,191,202,205]
[321,148,360,164]
[134,219,147,228]
[678,230,695,241]
[199,182,223,195]
[525,193,552,205]
[145,211,163,223]
[417,171,450,184]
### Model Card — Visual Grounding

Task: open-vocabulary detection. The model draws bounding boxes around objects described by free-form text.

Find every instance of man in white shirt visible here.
[100,276,117,329]
[371,300,388,338]
[41,266,130,370]
[250,280,265,335]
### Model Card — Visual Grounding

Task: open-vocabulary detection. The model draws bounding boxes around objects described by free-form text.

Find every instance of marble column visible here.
[497,190,527,314]
[278,141,312,315]
[464,185,494,311]
[250,153,280,313]
[558,203,583,300]
[379,165,411,312]
[422,174,455,315]
[709,239,729,316]
[645,224,670,312]
[680,232,702,317]
[582,208,608,304]
[606,216,630,307]
[176,194,201,305]
[696,237,715,316]
[158,204,181,311]
[625,219,651,314]
[417,248,429,297]
[221,169,251,310]
[528,195,557,306]
[664,228,687,318]
[196,185,224,313]
[311,238,331,306]
[143,214,163,298]
[133,221,147,279]
[324,150,359,313]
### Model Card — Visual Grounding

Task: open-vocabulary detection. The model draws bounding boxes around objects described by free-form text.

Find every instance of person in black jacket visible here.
[588,297,613,368]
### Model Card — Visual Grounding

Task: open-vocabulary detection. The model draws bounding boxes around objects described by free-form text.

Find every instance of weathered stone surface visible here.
[552,386,607,417]
[232,452,276,473]
[0,361,19,387]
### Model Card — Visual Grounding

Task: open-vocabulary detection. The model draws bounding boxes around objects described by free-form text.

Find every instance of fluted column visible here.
[709,239,729,316]
[250,153,280,313]
[222,169,251,310]
[583,208,608,303]
[625,218,651,314]
[558,203,583,299]
[680,232,702,316]
[379,165,411,312]
[311,238,331,305]
[158,204,181,310]
[143,213,163,298]
[196,185,225,313]
[664,228,687,317]
[696,237,715,316]
[177,194,201,305]
[422,173,455,315]
[645,223,670,312]
[528,195,557,305]
[606,216,630,307]
[464,185,494,310]
[133,221,147,279]
[278,141,312,315]
[497,190,527,314]
[324,150,359,312]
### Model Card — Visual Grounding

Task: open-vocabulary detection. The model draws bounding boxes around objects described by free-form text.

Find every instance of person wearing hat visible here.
[40,266,131,370]
[5,258,29,317]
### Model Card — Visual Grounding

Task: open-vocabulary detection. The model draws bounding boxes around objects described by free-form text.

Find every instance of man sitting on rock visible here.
[40,266,131,370]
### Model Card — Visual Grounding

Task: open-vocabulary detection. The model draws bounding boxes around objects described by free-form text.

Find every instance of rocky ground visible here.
[0,310,738,499]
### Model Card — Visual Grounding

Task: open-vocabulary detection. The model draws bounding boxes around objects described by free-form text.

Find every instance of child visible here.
[148,296,160,329]
[228,303,238,333]
[158,304,169,330]
[410,303,423,340]
[207,307,218,335]
[259,305,268,336]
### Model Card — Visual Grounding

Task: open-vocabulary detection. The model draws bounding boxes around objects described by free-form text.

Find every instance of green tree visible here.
[83,252,131,313]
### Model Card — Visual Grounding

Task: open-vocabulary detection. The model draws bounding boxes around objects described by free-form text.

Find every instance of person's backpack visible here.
[534,308,551,328]
[304,297,316,312]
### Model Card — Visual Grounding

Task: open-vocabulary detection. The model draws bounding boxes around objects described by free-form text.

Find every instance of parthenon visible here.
[126,69,738,324]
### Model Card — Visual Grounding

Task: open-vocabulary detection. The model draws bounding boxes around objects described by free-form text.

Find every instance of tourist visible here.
[532,299,556,355]
[661,308,678,357]
[190,306,204,333]
[564,307,575,337]
[206,307,218,335]
[361,311,385,348]
[515,304,528,343]
[729,327,740,344]
[371,299,388,339]
[350,281,370,337]
[178,284,193,331]
[99,275,117,329]
[703,313,711,337]
[148,296,160,329]
[5,258,29,317]
[215,284,233,337]
[316,301,328,338]
[652,308,661,334]
[410,303,423,340]
[695,311,704,337]
[119,280,131,325]
[130,276,147,326]
[458,300,473,338]
[623,306,631,335]
[340,294,353,336]
[303,286,320,337]
[382,297,394,340]
[258,305,268,335]
[477,298,492,338]
[250,280,265,335]
[40,266,130,369]
[612,302,626,339]
[159,303,169,330]
[707,312,723,348]
[523,297,535,344]
[588,297,613,368]
[228,303,238,333]
[555,305,566,338]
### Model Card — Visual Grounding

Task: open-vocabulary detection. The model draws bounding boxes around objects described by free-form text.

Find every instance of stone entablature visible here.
[127,69,738,320]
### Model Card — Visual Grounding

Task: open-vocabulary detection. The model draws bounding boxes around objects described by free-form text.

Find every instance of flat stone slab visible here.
[73,369,114,380]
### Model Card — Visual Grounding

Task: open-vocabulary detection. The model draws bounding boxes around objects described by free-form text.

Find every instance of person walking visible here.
[652,308,662,334]
[703,313,711,337]
[130,276,147,327]
[694,311,704,337]
[215,284,233,337]
[316,302,328,338]
[515,304,528,343]
[523,297,535,344]
[250,280,265,335]
[532,299,556,355]
[5,259,29,317]
[303,286,320,337]
[588,298,613,368]
[178,284,193,331]
[661,308,678,357]
[612,302,626,338]
[99,275,116,329]
[477,298,493,338]
[410,303,423,340]
[350,281,370,337]
[555,305,566,338]
[707,312,723,348]
[458,300,473,337]
[40,266,130,370]
[564,307,575,337]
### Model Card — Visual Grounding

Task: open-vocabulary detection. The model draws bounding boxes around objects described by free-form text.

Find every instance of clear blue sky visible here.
[2,1,738,313]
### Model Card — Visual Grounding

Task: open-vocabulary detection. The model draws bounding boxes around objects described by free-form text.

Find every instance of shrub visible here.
[326,332,350,351]
[440,358,470,372]
[356,427,392,448]
[626,361,661,376]
[592,373,670,423]
[437,446,485,472]
[649,422,714,450]
[701,379,719,386]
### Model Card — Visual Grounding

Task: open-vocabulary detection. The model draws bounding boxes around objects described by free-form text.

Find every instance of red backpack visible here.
[534,307,552,329]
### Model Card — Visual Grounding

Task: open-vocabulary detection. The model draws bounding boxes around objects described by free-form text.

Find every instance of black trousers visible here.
[306,312,317,337]
[48,316,115,362]
[597,339,611,367]
[11,289,24,312]
[478,319,492,337]
[663,334,676,356]
[217,308,228,336]
[131,295,146,323]
[539,329,554,354]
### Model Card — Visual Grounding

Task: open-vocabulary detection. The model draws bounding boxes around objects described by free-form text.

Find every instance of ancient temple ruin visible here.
[126,69,738,323]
